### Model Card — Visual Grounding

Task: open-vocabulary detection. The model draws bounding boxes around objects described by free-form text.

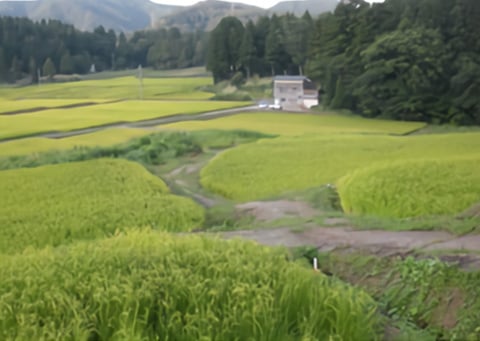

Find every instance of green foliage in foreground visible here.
[338,158,480,218]
[201,133,480,206]
[0,231,381,340]
[0,159,203,254]
[318,251,480,340]
[0,130,272,171]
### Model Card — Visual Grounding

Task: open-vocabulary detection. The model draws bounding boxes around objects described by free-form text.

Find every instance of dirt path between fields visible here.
[165,157,480,269]
[218,226,480,269]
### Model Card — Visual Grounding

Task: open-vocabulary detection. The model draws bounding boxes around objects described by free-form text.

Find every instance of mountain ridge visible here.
[0,0,338,32]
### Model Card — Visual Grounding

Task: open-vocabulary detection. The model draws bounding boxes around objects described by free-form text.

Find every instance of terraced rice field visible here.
[201,133,480,217]
[0,77,214,100]
[0,100,248,140]
[0,158,203,254]
[0,99,111,114]
[338,157,480,218]
[161,112,426,136]
[0,128,151,157]
[0,231,380,340]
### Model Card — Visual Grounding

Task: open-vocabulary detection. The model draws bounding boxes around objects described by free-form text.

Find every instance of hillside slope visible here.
[0,0,179,31]
[154,0,266,32]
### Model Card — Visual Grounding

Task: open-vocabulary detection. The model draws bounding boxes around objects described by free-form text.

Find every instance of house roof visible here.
[274,76,310,82]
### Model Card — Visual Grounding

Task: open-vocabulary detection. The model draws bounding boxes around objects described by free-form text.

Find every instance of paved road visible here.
[0,105,259,142]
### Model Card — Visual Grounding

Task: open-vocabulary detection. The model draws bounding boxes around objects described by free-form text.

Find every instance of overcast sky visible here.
[151,0,384,9]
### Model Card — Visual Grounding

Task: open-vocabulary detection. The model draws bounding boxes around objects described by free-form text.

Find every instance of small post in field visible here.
[313,257,318,272]
[137,64,144,100]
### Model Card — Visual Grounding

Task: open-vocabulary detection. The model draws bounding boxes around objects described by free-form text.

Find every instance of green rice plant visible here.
[200,133,480,203]
[162,112,426,136]
[337,157,480,218]
[0,230,382,340]
[0,158,203,254]
[0,100,249,139]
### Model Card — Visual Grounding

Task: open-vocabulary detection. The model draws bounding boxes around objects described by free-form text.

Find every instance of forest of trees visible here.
[0,17,208,83]
[207,0,479,124]
[206,13,314,83]
[1,0,479,124]
[307,0,480,124]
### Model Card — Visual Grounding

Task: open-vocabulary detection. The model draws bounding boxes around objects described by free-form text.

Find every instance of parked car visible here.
[268,103,282,110]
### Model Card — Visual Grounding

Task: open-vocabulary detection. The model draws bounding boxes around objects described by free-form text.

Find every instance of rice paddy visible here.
[0,100,249,140]
[200,133,480,212]
[0,76,214,100]
[0,230,381,340]
[0,158,204,254]
[161,112,426,136]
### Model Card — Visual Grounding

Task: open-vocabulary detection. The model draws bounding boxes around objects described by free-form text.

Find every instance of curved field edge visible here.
[200,133,480,203]
[337,157,480,218]
[162,112,426,136]
[0,230,382,340]
[0,158,204,254]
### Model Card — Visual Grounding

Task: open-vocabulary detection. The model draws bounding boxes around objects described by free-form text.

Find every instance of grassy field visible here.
[338,157,480,218]
[0,158,203,254]
[0,76,214,100]
[201,133,480,208]
[0,100,248,140]
[162,112,426,136]
[0,230,381,340]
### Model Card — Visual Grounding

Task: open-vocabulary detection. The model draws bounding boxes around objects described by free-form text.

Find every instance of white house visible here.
[273,76,319,110]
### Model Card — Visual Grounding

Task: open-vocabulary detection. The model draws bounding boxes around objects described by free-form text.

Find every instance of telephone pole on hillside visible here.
[137,64,144,100]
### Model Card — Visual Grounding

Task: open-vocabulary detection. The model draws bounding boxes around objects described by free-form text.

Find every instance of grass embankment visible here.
[305,248,480,341]
[162,112,426,136]
[0,159,203,254]
[0,77,214,100]
[0,100,248,140]
[200,133,480,215]
[0,231,381,340]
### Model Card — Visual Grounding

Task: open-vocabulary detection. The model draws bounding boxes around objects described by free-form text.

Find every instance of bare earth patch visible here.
[235,200,317,221]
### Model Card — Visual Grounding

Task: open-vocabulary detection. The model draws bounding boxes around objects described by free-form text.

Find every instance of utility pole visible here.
[137,64,144,100]
[37,68,41,86]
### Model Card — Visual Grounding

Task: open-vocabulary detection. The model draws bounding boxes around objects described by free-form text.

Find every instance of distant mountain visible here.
[0,0,180,31]
[0,0,338,32]
[269,0,339,16]
[154,0,266,32]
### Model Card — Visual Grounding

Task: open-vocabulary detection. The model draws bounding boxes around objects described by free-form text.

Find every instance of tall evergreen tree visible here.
[239,20,257,79]
[42,57,56,79]
[207,17,244,83]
